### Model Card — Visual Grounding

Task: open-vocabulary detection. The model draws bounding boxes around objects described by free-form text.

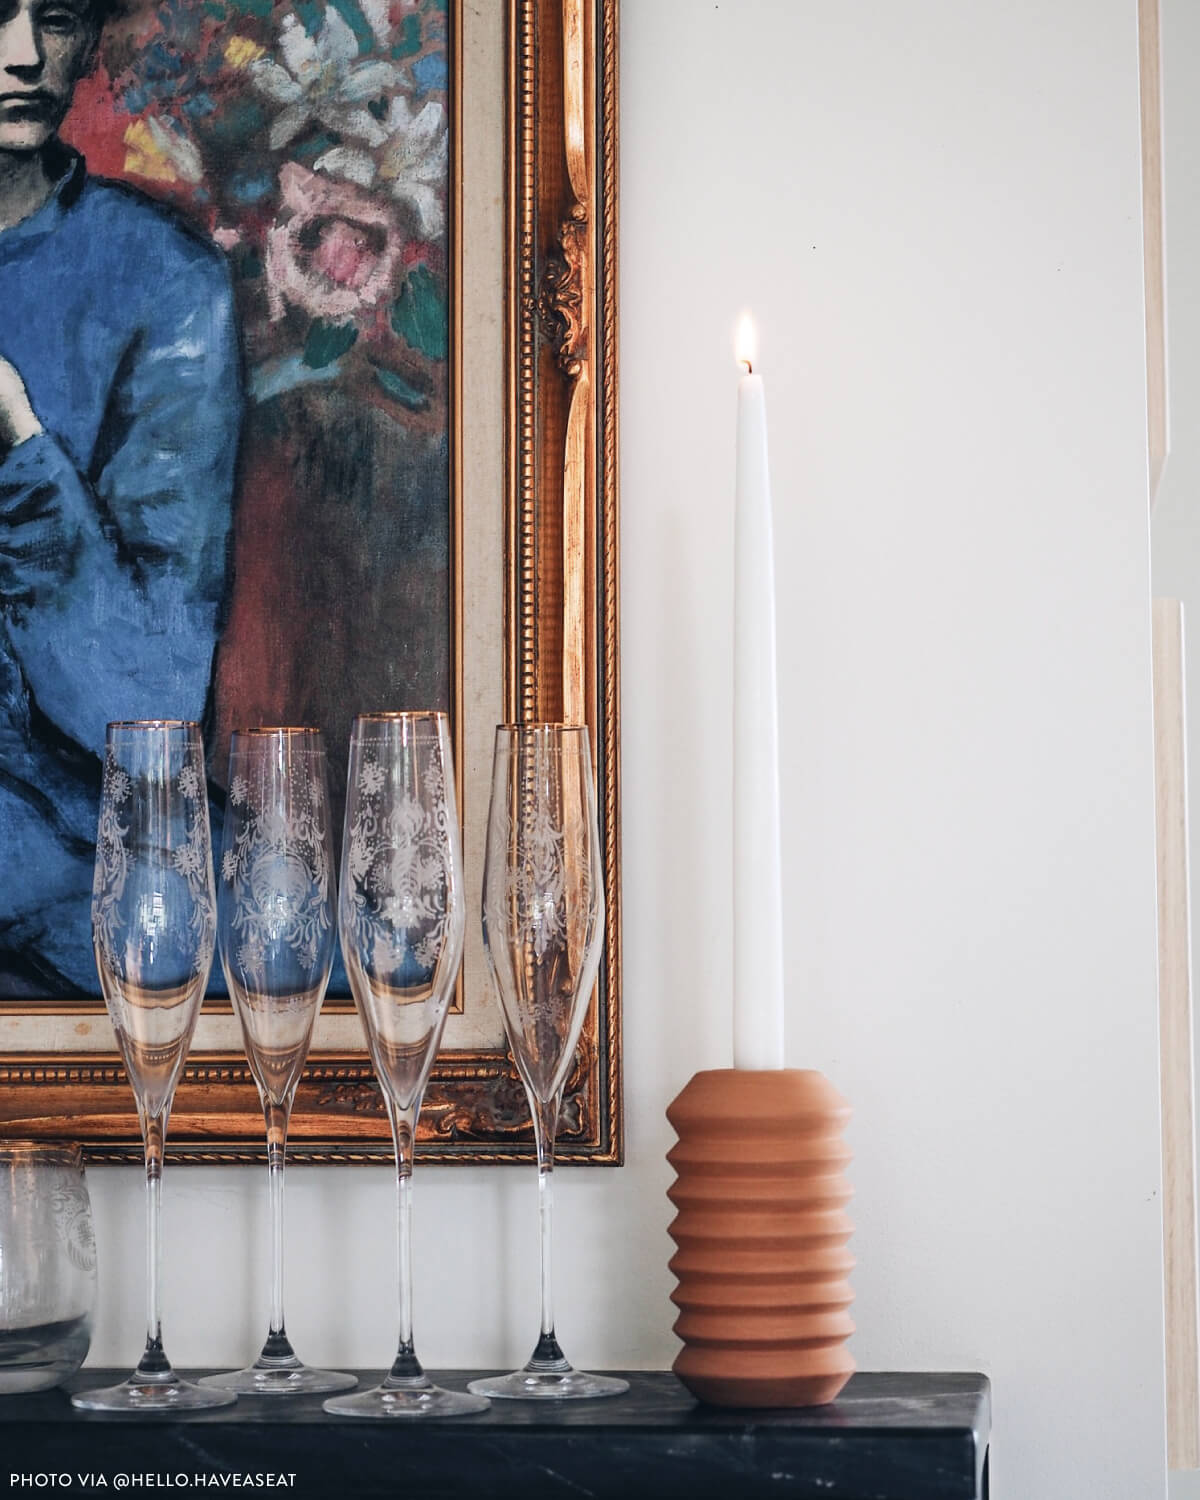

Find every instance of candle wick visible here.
[740,359,753,375]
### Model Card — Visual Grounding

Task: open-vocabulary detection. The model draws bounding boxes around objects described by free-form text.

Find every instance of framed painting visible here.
[0,0,621,1163]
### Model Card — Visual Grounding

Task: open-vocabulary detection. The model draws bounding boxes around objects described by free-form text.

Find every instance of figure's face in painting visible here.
[0,0,96,155]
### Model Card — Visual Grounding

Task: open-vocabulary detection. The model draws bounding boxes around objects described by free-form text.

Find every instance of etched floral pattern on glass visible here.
[469,725,624,1402]
[345,752,452,980]
[92,750,214,983]
[323,711,485,1420]
[74,721,231,1415]
[222,763,331,986]
[199,727,353,1398]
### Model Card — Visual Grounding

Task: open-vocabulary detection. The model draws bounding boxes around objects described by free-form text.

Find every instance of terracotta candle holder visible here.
[666,1068,855,1407]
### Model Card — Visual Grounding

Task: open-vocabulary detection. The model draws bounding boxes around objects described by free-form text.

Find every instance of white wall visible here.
[83,4,1167,1495]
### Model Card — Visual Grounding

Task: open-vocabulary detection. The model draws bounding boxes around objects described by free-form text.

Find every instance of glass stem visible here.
[388,1101,422,1382]
[260,1101,294,1362]
[137,1112,170,1378]
[539,1154,554,1338]
[530,1089,568,1369]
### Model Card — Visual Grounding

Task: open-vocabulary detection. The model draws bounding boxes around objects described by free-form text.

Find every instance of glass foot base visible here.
[468,1366,629,1401]
[198,1362,356,1396]
[71,1372,237,1413]
[324,1376,489,1419]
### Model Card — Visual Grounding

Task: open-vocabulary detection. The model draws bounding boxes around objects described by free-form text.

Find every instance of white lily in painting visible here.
[378,96,448,236]
[314,97,448,238]
[250,9,404,151]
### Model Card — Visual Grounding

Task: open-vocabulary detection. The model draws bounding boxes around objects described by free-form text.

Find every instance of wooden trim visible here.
[1153,599,1200,1469]
[0,1035,602,1164]
[1140,0,1169,504]
[504,0,622,1162]
[598,0,622,1160]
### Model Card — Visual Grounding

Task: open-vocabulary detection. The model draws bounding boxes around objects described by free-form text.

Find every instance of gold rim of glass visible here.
[0,1140,83,1164]
[352,710,449,724]
[230,726,324,736]
[107,719,200,731]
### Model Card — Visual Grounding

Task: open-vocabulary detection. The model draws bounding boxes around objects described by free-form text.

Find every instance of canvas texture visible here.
[0,0,451,995]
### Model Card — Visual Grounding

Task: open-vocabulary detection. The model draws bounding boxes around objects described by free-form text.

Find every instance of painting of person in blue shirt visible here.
[0,0,240,994]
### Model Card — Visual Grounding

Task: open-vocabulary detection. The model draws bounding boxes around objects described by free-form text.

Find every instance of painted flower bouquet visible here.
[65,0,450,420]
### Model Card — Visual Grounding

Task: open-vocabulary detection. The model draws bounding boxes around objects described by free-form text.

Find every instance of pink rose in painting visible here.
[310,219,380,291]
[266,162,402,322]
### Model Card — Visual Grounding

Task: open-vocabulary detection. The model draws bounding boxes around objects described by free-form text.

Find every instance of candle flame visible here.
[735,313,757,374]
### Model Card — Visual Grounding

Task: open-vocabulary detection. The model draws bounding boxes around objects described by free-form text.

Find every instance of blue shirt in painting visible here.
[0,152,240,994]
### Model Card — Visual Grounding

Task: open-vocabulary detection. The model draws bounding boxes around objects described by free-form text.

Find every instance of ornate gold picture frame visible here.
[0,0,620,1165]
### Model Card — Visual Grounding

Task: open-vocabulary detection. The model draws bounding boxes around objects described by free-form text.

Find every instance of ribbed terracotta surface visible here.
[666,1068,854,1408]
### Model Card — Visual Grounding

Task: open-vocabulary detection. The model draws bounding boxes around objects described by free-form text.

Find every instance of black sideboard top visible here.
[0,1369,990,1500]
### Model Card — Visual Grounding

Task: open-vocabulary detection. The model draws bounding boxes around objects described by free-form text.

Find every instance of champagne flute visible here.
[199,728,354,1397]
[72,720,234,1413]
[469,724,627,1400]
[323,712,488,1419]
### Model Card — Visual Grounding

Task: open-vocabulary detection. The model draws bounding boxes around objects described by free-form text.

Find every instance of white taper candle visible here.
[732,314,786,1070]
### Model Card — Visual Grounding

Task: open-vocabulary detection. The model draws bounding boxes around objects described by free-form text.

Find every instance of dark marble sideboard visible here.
[0,1369,990,1499]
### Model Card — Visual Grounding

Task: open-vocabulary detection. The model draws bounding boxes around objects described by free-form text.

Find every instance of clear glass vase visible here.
[0,1143,96,1394]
